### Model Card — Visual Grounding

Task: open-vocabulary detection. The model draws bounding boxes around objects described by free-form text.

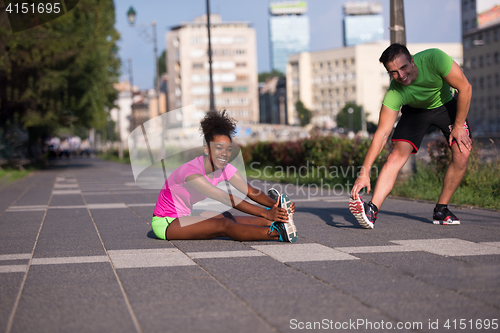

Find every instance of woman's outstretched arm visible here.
[186,173,289,222]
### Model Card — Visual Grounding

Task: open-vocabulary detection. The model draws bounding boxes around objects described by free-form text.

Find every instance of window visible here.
[192,62,203,69]
[235,49,246,55]
[479,77,484,89]
[487,75,492,88]
[495,52,500,64]
[479,55,484,68]
[236,86,247,92]
[487,54,492,65]
[236,75,248,81]
[486,32,491,44]
[494,29,499,42]
[464,58,471,69]
[496,73,500,87]
[236,62,246,67]
[223,87,233,92]
[463,20,469,32]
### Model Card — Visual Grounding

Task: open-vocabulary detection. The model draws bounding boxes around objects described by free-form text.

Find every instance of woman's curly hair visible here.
[200,110,237,144]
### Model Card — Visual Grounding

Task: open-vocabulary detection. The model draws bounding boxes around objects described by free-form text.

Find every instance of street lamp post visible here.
[206,0,215,112]
[127,6,165,154]
[348,107,354,133]
[127,6,161,119]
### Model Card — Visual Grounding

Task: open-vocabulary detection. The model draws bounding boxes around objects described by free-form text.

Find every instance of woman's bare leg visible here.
[166,216,278,241]
[199,210,273,227]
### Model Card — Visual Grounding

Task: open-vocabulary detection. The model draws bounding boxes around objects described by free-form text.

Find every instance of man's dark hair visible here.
[379,43,412,67]
[200,110,237,144]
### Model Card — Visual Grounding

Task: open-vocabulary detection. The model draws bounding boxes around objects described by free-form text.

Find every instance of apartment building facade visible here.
[286,42,463,126]
[462,0,500,135]
[166,14,259,128]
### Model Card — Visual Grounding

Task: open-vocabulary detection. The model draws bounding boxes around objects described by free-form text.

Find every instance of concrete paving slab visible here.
[84,195,122,204]
[392,238,500,256]
[10,263,136,333]
[90,208,167,250]
[0,273,24,331]
[117,265,275,333]
[187,250,266,259]
[0,211,44,255]
[252,243,358,262]
[49,194,85,206]
[108,248,195,268]
[33,209,104,258]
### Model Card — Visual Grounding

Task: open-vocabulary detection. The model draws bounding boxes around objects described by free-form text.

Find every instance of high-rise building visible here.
[286,42,462,127]
[269,1,310,74]
[462,0,500,135]
[166,14,259,127]
[343,1,384,47]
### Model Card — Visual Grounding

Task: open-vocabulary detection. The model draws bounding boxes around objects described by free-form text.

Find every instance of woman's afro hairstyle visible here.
[200,110,237,144]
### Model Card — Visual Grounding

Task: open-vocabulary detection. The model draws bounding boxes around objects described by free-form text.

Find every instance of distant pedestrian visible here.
[152,110,297,242]
[349,44,472,228]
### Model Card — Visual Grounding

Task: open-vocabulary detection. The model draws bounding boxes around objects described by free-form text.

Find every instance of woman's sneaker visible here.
[348,196,378,229]
[433,206,460,225]
[268,221,296,242]
[268,188,297,242]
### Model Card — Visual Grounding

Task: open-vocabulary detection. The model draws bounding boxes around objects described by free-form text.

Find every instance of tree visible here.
[0,0,120,160]
[158,49,167,75]
[336,102,376,133]
[258,69,284,83]
[295,100,312,127]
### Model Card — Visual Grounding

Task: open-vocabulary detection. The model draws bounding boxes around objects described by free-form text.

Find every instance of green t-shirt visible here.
[382,48,454,111]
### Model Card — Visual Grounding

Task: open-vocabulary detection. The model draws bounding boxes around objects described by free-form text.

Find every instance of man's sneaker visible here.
[433,206,460,225]
[348,196,378,229]
[268,188,298,242]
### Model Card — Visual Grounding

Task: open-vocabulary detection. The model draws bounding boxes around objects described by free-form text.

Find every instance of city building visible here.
[286,42,463,127]
[462,0,500,135]
[259,77,287,124]
[110,74,167,144]
[269,1,310,74]
[343,1,384,47]
[166,14,259,127]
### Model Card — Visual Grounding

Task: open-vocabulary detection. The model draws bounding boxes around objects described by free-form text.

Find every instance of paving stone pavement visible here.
[0,158,499,333]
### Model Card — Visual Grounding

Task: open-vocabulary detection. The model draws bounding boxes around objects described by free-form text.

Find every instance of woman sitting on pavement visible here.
[152,110,297,242]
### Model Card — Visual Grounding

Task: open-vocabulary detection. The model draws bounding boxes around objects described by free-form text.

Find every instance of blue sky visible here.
[114,0,461,90]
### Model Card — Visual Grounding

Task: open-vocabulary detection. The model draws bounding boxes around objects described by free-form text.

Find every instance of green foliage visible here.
[158,49,167,75]
[0,0,120,158]
[336,102,376,133]
[295,100,312,127]
[258,69,284,83]
[242,136,389,187]
[0,168,32,189]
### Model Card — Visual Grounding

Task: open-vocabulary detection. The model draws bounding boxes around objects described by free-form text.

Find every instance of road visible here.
[0,158,499,333]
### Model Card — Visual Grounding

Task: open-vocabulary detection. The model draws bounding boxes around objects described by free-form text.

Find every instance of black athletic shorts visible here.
[392,98,472,154]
